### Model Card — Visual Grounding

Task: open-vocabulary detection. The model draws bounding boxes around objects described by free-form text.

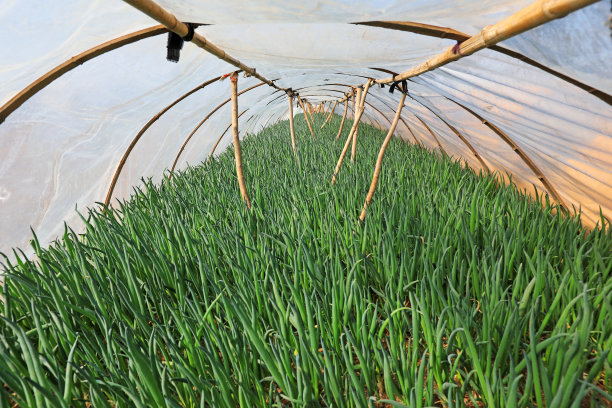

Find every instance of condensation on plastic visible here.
[0,0,610,260]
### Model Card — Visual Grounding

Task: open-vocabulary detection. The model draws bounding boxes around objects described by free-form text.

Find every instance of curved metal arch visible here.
[1,25,169,124]
[169,82,265,176]
[354,21,611,106]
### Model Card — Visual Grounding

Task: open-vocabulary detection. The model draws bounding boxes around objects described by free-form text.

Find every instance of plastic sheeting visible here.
[0,0,611,258]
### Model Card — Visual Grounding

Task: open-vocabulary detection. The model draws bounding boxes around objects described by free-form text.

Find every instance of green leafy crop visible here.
[1,114,611,407]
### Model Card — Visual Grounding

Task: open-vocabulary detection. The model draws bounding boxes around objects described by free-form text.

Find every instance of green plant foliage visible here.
[1,114,611,407]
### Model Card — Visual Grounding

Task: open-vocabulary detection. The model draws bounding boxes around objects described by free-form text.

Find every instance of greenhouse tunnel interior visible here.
[0,0,611,258]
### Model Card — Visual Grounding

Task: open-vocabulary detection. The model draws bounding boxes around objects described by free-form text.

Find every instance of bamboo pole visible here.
[297,96,315,138]
[414,114,448,156]
[331,80,373,184]
[169,81,264,176]
[446,97,566,207]
[400,89,491,173]
[375,0,597,85]
[0,25,168,125]
[208,109,248,160]
[415,98,491,174]
[351,80,373,163]
[104,73,227,207]
[358,21,610,106]
[350,86,363,163]
[321,101,338,129]
[229,73,251,209]
[360,92,407,221]
[122,0,287,93]
[335,99,350,140]
[289,95,297,154]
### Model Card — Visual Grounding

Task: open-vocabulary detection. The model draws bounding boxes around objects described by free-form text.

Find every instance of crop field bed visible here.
[1,115,611,407]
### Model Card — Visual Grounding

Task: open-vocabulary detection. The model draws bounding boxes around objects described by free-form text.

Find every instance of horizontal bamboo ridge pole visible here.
[208,108,248,160]
[446,98,567,207]
[0,25,168,125]
[289,95,297,154]
[356,21,611,106]
[169,81,264,176]
[297,96,315,138]
[230,74,251,209]
[104,72,227,208]
[375,0,598,84]
[123,0,286,92]
[360,92,407,221]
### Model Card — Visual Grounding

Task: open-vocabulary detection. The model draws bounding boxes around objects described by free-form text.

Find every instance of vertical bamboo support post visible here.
[331,80,372,184]
[321,100,338,129]
[230,73,251,209]
[351,79,373,163]
[335,99,349,140]
[297,96,315,138]
[359,92,406,221]
[350,87,363,163]
[208,109,248,160]
[288,94,297,155]
[307,101,316,126]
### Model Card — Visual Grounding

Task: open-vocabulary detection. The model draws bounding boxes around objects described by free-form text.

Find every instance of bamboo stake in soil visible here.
[351,79,373,163]
[321,101,338,129]
[360,91,407,221]
[335,100,349,140]
[169,81,264,177]
[289,95,297,154]
[297,96,315,138]
[230,73,251,209]
[208,109,248,160]
[350,86,363,163]
[331,80,373,185]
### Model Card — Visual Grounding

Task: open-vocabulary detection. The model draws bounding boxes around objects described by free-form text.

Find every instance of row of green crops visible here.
[1,113,611,407]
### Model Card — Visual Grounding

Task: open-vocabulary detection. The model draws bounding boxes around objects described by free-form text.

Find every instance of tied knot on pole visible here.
[451,40,464,56]
[166,22,197,63]
[230,72,239,83]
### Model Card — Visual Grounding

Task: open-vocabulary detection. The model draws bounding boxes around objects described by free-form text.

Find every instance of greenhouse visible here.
[0,0,611,406]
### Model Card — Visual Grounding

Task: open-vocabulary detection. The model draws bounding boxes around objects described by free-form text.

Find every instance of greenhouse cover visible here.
[0,0,611,255]
[1,1,612,407]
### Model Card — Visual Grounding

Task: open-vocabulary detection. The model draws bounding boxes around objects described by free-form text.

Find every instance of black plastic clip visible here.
[389,80,408,95]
